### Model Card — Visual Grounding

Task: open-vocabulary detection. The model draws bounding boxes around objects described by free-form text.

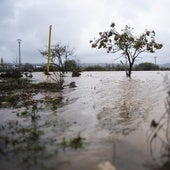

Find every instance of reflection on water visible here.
[57,71,168,170]
[97,78,159,135]
[0,102,71,170]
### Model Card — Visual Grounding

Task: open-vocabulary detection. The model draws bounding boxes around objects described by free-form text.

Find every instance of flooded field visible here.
[1,71,170,170]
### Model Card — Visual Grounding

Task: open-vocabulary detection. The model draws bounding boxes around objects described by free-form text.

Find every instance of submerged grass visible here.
[0,77,65,170]
[0,78,61,92]
[0,78,63,109]
[61,135,85,150]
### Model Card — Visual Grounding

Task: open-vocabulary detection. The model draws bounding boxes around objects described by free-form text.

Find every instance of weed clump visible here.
[0,77,63,109]
[61,135,85,150]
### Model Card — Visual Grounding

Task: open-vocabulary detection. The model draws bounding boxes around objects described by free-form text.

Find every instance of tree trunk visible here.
[126,62,133,78]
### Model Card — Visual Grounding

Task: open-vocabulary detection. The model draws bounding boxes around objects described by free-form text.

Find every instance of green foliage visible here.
[134,62,159,71]
[64,59,81,72]
[0,79,63,109]
[0,78,31,91]
[16,110,30,117]
[81,63,159,71]
[113,64,128,71]
[22,63,34,72]
[0,119,55,169]
[90,22,163,77]
[83,65,106,71]
[0,94,20,108]
[44,95,63,110]
[61,135,85,150]
[33,82,62,91]
[0,69,22,79]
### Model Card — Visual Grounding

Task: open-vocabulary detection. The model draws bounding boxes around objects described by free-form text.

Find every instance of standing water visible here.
[0,71,170,170]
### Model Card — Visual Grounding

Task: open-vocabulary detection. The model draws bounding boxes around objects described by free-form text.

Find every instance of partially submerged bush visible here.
[32,82,62,92]
[0,78,31,91]
[61,135,85,150]
[44,95,63,110]
[0,78,63,92]
[0,94,20,107]
[0,70,22,79]
[0,78,63,109]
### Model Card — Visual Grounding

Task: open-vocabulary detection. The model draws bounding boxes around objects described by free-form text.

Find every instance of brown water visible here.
[0,71,170,170]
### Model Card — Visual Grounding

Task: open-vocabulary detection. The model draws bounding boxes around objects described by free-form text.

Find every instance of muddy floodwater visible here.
[1,71,170,170]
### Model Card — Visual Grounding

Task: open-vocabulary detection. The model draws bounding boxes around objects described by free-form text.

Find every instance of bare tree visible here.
[40,43,74,88]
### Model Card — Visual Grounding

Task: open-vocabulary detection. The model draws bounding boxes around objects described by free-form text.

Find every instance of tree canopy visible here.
[90,22,163,77]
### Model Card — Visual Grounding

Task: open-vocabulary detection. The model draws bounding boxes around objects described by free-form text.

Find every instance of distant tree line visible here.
[133,62,159,71]
[82,62,160,71]
[0,60,81,73]
[1,61,170,73]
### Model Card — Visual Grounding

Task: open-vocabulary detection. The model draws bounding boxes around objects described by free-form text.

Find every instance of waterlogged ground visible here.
[0,71,170,170]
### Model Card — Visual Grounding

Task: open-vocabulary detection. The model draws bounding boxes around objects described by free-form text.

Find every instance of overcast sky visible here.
[0,0,170,65]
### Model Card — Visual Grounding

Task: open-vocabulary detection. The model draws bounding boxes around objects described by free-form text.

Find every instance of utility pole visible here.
[0,58,3,66]
[17,39,22,67]
[154,56,157,65]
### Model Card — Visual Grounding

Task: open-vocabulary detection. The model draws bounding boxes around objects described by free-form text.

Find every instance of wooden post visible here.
[47,25,52,80]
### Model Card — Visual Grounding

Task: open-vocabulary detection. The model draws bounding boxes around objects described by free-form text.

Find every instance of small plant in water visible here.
[16,110,30,117]
[61,135,85,150]
[16,105,40,121]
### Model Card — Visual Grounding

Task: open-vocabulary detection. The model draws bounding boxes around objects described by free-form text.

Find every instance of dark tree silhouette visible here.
[40,43,74,73]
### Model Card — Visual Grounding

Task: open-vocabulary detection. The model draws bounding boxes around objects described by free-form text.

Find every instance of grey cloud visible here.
[0,0,170,64]
[0,0,16,20]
